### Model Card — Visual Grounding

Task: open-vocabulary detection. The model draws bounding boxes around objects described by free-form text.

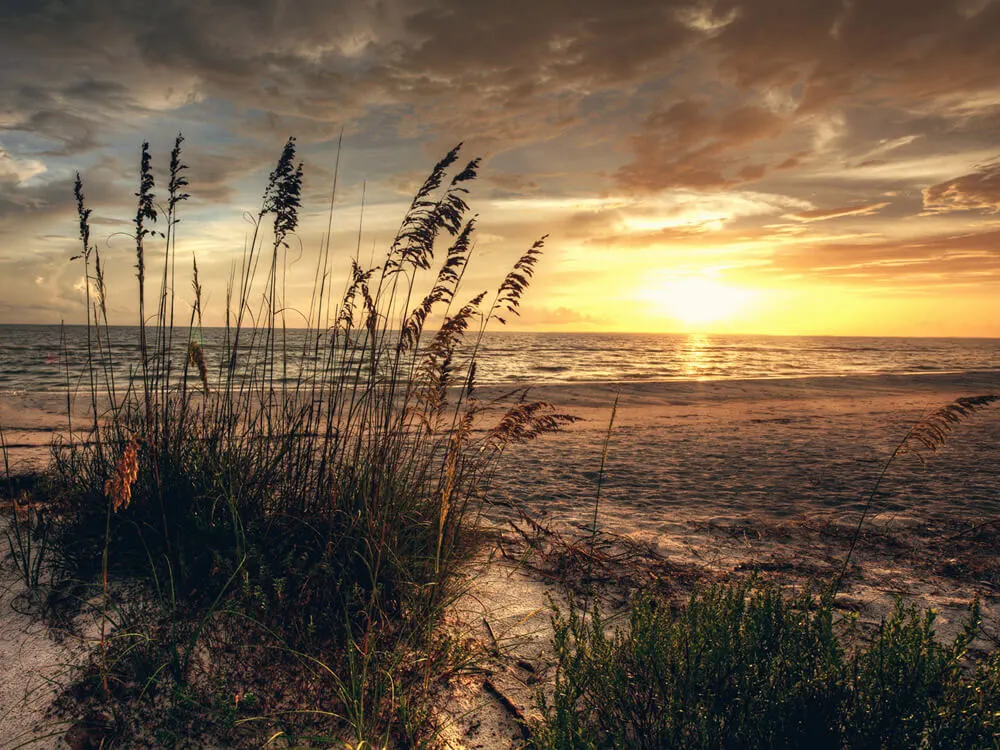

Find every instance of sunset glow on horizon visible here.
[633,276,758,331]
[1,1,1000,337]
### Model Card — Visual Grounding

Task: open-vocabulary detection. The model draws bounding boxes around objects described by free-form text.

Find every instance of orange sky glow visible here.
[1,0,1000,336]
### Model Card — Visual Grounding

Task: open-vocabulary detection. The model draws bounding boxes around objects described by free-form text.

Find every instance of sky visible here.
[1,0,1000,336]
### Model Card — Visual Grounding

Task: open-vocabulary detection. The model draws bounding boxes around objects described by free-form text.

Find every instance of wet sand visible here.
[487,371,1000,532]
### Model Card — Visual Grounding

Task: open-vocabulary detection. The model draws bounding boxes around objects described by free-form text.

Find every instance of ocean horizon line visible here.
[1,322,1000,342]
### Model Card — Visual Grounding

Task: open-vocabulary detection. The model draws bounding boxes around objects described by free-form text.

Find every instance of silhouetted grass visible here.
[28,135,572,746]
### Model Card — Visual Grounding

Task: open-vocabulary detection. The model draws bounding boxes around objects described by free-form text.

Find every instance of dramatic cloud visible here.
[765,226,1000,285]
[616,100,787,191]
[923,162,1000,213]
[710,0,1000,110]
[1,0,999,331]
[0,149,46,184]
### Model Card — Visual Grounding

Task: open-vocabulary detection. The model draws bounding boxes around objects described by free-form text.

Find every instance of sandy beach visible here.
[5,370,1000,587]
[3,370,1000,746]
[454,372,1000,747]
[486,370,1000,529]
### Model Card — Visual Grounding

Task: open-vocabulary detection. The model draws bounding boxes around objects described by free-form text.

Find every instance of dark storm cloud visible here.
[613,0,1000,191]
[7,111,102,156]
[0,170,98,239]
[401,0,692,90]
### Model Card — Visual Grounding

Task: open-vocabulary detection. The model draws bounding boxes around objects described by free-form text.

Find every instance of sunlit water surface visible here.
[0,325,998,394]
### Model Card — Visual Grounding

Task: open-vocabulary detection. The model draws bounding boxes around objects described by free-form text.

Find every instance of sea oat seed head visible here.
[189,340,210,392]
[105,437,140,512]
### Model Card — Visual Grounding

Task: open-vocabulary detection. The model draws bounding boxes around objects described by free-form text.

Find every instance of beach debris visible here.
[483,616,501,656]
[483,675,531,741]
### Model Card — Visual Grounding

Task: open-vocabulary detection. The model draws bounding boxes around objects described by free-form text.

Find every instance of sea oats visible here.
[489,235,546,325]
[898,394,1000,462]
[188,340,210,393]
[45,140,578,743]
[105,437,140,513]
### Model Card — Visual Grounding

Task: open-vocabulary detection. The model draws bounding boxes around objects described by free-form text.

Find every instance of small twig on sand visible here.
[943,519,1000,543]
[483,676,531,740]
[483,616,501,656]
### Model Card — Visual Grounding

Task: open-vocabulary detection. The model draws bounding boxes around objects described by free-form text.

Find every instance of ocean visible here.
[0,324,998,394]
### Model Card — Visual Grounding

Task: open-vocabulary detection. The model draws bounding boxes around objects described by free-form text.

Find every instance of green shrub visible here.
[535,583,1000,749]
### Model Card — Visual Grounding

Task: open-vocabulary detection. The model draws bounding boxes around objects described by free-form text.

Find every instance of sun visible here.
[638,277,756,329]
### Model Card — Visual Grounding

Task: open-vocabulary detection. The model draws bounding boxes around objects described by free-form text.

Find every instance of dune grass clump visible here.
[36,135,573,745]
[534,581,1000,750]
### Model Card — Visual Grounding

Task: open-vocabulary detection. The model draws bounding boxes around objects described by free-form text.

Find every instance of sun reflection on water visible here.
[679,333,713,379]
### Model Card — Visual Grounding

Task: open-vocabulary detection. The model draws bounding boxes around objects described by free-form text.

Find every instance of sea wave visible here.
[0,326,998,392]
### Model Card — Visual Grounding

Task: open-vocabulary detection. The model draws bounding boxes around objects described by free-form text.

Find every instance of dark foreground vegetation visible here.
[533,581,1000,749]
[1,135,999,749]
[3,135,572,746]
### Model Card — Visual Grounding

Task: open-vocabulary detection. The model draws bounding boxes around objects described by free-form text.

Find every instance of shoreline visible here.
[3,368,998,468]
